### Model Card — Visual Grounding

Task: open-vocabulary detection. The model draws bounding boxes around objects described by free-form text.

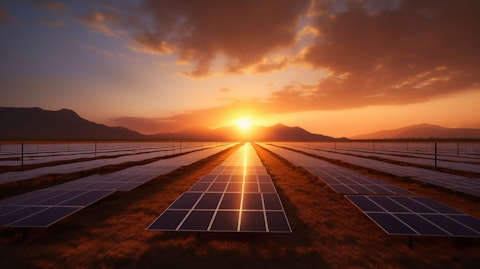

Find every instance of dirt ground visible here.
[0,143,479,268]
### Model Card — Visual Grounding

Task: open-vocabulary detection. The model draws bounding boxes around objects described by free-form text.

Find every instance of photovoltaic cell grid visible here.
[148,143,291,233]
[261,144,413,195]
[286,144,480,198]
[346,195,480,237]
[0,142,231,185]
[0,144,236,227]
[307,165,413,195]
[0,189,113,227]
[0,164,181,227]
[259,144,480,238]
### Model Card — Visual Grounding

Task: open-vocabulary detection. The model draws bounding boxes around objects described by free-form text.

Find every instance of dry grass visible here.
[0,143,479,268]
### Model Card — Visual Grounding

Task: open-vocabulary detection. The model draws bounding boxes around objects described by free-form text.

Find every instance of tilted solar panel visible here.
[346,195,480,237]
[148,143,292,233]
[262,144,414,195]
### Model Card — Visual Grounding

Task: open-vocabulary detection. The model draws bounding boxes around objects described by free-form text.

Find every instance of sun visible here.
[236,118,251,130]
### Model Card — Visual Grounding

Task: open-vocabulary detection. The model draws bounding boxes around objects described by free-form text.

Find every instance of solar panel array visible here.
[285,144,480,198]
[0,144,236,227]
[0,189,113,227]
[302,141,480,173]
[260,143,480,239]
[260,144,413,195]
[346,195,480,237]
[148,143,291,233]
[0,143,230,185]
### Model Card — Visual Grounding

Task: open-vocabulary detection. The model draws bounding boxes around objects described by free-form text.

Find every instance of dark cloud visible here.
[133,0,310,77]
[294,0,480,108]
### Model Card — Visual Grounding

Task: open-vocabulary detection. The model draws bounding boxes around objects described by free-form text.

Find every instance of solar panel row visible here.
[0,189,113,227]
[261,143,480,239]
[260,144,412,195]
[0,143,232,185]
[346,195,480,237]
[148,143,291,233]
[0,144,236,227]
[286,144,480,198]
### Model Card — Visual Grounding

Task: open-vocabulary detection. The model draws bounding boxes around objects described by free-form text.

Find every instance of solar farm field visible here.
[0,141,479,268]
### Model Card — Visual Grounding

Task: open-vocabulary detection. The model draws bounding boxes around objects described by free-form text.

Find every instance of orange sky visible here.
[1,0,479,138]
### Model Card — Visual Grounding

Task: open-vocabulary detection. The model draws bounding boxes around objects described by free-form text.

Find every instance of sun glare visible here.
[236,118,251,130]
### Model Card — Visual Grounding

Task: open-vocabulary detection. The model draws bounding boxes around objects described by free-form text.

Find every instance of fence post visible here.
[21,141,24,171]
[434,141,437,169]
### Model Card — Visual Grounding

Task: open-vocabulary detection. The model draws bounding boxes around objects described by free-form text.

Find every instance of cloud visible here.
[121,0,480,104]
[292,0,480,108]
[77,11,122,36]
[23,0,480,129]
[131,0,310,77]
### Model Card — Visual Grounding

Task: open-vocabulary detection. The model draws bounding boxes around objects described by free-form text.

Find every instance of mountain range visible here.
[0,107,338,141]
[1,107,479,140]
[153,124,340,141]
[351,123,480,139]
[0,107,145,140]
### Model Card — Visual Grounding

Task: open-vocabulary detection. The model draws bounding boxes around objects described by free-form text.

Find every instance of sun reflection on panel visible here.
[237,143,248,231]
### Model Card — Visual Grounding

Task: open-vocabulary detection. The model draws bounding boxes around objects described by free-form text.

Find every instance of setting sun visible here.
[236,118,252,130]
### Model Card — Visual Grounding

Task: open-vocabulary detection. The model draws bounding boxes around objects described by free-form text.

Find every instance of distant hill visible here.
[351,123,480,139]
[152,123,343,141]
[0,107,345,141]
[0,107,146,140]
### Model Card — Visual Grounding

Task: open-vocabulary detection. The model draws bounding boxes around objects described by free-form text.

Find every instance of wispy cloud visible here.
[77,11,122,36]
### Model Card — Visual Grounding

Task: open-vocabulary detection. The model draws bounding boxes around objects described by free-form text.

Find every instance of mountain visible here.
[351,123,480,139]
[153,123,342,141]
[0,107,343,141]
[0,107,146,140]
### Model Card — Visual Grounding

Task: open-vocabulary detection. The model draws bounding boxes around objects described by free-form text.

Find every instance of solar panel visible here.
[281,144,480,198]
[148,143,292,233]
[262,144,413,195]
[346,195,480,237]
[0,144,238,228]
[0,142,235,185]
[0,188,114,227]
